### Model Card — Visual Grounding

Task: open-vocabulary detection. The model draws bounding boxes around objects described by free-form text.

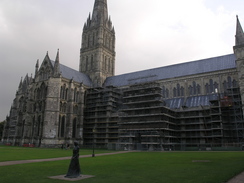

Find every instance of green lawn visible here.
[0,146,111,161]
[0,146,244,183]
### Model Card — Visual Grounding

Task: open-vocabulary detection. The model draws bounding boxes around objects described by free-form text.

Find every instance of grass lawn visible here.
[0,145,111,161]
[0,146,244,183]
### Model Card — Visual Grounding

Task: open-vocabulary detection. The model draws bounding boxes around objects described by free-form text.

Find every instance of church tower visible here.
[234,16,244,116]
[79,0,115,87]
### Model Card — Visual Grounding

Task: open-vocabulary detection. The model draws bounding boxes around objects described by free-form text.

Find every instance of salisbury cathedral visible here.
[2,0,244,151]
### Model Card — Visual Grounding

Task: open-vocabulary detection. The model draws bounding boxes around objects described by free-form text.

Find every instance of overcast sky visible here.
[0,0,244,121]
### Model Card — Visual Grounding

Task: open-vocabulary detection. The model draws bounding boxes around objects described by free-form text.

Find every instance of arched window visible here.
[162,86,166,98]
[72,118,77,138]
[32,116,35,137]
[108,58,111,72]
[214,82,218,92]
[34,89,37,100]
[189,86,193,96]
[65,88,68,100]
[165,89,169,98]
[58,115,61,137]
[233,79,238,87]
[177,84,180,97]
[105,56,107,70]
[45,87,48,98]
[37,115,41,136]
[37,102,41,112]
[173,88,177,97]
[88,34,90,47]
[206,79,218,94]
[92,32,95,46]
[228,76,232,88]
[197,85,201,95]
[40,83,46,99]
[174,84,184,97]
[76,92,79,103]
[223,76,235,91]
[205,83,209,94]
[60,85,66,100]
[209,79,214,93]
[61,85,66,99]
[22,120,25,137]
[91,55,94,69]
[74,88,77,102]
[59,116,65,138]
[60,86,63,98]
[180,87,185,96]
[193,81,196,95]
[111,59,113,73]
[86,56,89,71]
[37,88,41,100]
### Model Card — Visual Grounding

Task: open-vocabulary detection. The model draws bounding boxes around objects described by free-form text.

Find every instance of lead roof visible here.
[104,54,236,87]
[51,54,236,88]
[50,61,93,86]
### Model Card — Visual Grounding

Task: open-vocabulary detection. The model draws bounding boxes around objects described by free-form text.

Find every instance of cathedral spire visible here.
[18,77,23,89]
[44,51,51,62]
[35,59,39,77]
[53,49,61,77]
[92,0,108,24]
[235,15,244,46]
[80,0,115,87]
[55,49,60,63]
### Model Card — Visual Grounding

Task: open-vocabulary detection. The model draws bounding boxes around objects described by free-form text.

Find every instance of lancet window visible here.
[72,118,77,138]
[189,81,201,96]
[58,115,66,138]
[173,84,184,97]
[205,79,218,94]
[223,76,238,91]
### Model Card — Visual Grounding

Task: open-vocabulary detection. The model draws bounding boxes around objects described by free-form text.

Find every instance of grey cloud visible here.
[0,0,244,120]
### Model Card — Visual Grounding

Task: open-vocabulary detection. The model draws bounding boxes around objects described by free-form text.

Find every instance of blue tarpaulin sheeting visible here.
[165,94,221,109]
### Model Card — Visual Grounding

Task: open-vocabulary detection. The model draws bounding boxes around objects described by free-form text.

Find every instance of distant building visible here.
[2,0,244,150]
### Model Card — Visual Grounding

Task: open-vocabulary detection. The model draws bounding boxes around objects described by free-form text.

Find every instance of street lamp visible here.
[92,127,96,157]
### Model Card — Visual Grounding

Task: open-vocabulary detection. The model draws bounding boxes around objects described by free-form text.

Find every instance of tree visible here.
[0,120,5,140]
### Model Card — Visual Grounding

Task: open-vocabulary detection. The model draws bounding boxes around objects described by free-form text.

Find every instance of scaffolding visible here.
[178,106,213,150]
[83,86,121,149]
[118,82,180,151]
[179,87,244,150]
[221,87,244,144]
[82,85,244,151]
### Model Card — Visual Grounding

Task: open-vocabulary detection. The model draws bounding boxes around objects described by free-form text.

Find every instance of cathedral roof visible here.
[50,61,92,86]
[104,54,236,87]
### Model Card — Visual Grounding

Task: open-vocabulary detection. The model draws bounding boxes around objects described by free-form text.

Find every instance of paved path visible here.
[226,171,244,183]
[0,151,131,167]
